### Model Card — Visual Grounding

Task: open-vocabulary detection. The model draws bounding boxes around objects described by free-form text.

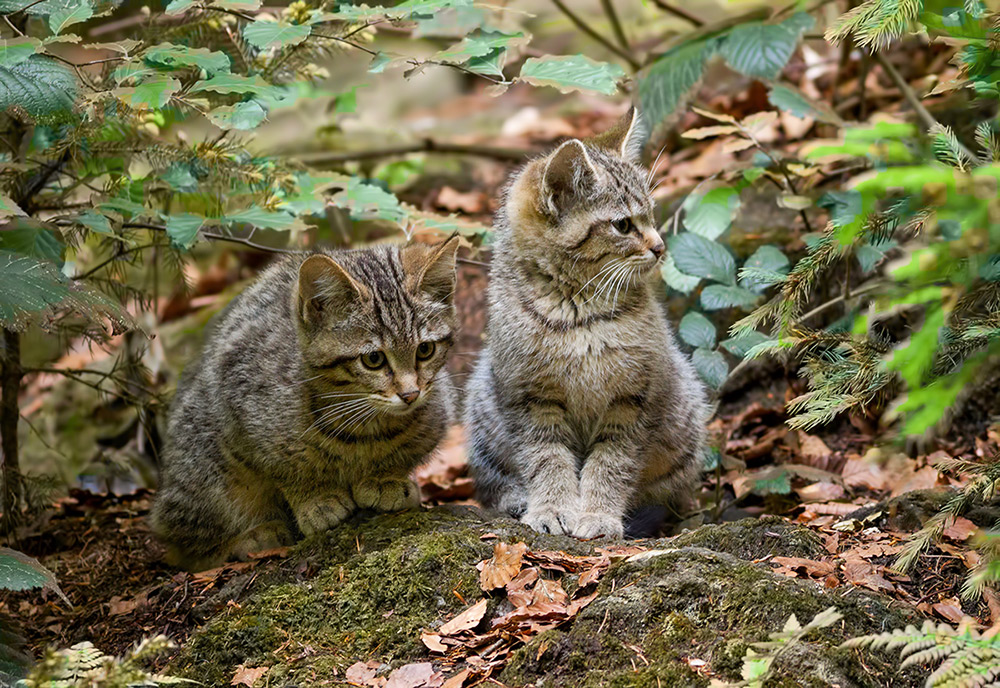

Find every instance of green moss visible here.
[664,516,824,560]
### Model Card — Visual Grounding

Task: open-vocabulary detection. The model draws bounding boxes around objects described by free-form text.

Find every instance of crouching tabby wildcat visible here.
[465,108,709,539]
[152,237,459,570]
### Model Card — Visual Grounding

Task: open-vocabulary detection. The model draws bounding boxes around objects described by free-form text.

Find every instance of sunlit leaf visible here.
[48,2,92,35]
[165,213,204,250]
[206,100,267,130]
[639,39,713,128]
[224,207,296,230]
[143,43,231,76]
[517,55,625,95]
[243,21,312,50]
[661,253,701,294]
[683,186,740,240]
[0,37,40,68]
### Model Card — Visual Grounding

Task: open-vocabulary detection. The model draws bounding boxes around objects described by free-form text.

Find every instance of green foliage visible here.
[0,548,67,685]
[0,55,76,117]
[841,619,1000,687]
[24,636,190,688]
[517,54,625,96]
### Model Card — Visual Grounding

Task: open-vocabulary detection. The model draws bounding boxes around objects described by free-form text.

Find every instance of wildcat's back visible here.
[465,108,709,538]
[152,240,459,570]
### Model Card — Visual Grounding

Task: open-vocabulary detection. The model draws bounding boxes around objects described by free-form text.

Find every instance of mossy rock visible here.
[170,507,924,687]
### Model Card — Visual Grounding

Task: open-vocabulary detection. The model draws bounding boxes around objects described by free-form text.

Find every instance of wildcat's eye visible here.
[416,341,436,361]
[360,351,386,369]
[611,217,633,234]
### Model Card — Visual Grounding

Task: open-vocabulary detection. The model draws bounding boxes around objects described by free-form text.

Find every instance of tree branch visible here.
[550,0,640,71]
[1,329,23,536]
[294,139,535,166]
[122,222,298,254]
[649,0,704,26]
[600,0,630,54]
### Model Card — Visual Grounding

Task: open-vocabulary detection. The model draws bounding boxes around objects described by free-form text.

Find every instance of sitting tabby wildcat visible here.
[465,107,709,539]
[151,237,459,570]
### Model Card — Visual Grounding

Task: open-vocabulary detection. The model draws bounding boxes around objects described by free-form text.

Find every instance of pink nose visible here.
[399,390,420,404]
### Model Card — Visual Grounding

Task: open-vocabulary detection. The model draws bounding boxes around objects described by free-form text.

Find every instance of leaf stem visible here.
[550,0,640,71]
[293,139,534,165]
[648,0,704,26]
[600,0,631,54]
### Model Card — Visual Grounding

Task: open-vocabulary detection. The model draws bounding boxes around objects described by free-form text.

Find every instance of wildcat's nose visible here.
[399,390,420,405]
[648,238,665,258]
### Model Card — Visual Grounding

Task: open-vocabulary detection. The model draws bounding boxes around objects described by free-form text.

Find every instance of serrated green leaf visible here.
[0,37,40,68]
[740,245,789,292]
[206,100,267,130]
[143,43,231,76]
[0,55,77,117]
[692,347,728,388]
[116,75,180,109]
[669,233,736,285]
[518,55,625,96]
[243,20,312,50]
[435,30,525,64]
[661,252,701,294]
[720,330,770,358]
[75,209,113,235]
[721,13,813,79]
[0,222,63,263]
[678,311,716,349]
[49,2,92,35]
[683,186,740,239]
[165,213,203,250]
[224,207,295,230]
[0,548,68,603]
[97,197,146,218]
[160,163,199,193]
[700,284,759,310]
[189,74,282,97]
[332,178,406,223]
[639,39,713,129]
[0,251,71,328]
[767,84,843,125]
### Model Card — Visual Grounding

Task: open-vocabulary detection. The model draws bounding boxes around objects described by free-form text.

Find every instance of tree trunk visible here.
[1,328,23,536]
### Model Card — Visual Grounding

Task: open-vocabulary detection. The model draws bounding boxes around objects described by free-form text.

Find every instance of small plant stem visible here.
[0,329,23,536]
[648,0,703,26]
[121,222,298,255]
[294,139,534,165]
[600,0,630,54]
[550,0,640,71]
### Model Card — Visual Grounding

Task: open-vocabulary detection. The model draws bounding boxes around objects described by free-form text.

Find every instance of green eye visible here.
[416,341,436,360]
[361,351,386,369]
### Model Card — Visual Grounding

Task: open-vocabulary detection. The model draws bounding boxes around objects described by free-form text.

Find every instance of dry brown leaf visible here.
[438,598,488,635]
[345,661,381,687]
[436,187,487,214]
[385,662,441,688]
[771,556,836,578]
[246,546,290,560]
[943,516,979,542]
[231,665,268,687]
[890,465,941,498]
[795,482,846,503]
[933,599,966,624]
[441,669,470,688]
[506,567,539,608]
[797,432,832,463]
[479,542,528,591]
[421,633,448,653]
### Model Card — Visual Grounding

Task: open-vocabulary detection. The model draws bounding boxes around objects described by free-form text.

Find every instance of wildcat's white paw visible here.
[353,479,420,512]
[523,507,577,535]
[295,492,356,536]
[573,512,624,539]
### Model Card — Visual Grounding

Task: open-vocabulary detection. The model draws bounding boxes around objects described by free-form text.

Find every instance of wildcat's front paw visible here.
[522,506,577,535]
[573,512,624,539]
[353,479,421,512]
[294,491,356,536]
[231,520,294,559]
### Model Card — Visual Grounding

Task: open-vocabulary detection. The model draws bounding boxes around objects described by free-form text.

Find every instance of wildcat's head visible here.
[504,107,663,288]
[294,236,459,418]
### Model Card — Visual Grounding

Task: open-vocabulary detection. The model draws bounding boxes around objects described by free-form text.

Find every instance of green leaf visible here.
[164,0,195,13]
[49,1,92,35]
[668,233,736,285]
[189,74,282,98]
[740,245,789,292]
[243,20,312,50]
[0,55,77,117]
[332,178,406,223]
[767,84,843,125]
[678,311,716,349]
[74,209,113,235]
[640,39,713,129]
[224,207,295,230]
[160,163,199,193]
[692,347,728,389]
[143,43,231,76]
[855,238,895,274]
[0,37,40,68]
[0,222,63,263]
[206,100,267,130]
[97,197,147,218]
[661,253,701,294]
[721,330,770,358]
[0,548,68,603]
[746,467,792,496]
[721,13,813,79]
[517,55,625,95]
[683,186,740,239]
[700,284,759,310]
[0,193,25,218]
[0,251,71,328]
[165,214,203,250]
[116,75,180,109]
[435,30,525,63]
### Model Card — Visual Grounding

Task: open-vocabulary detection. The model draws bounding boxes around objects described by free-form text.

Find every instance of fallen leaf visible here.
[345,660,380,686]
[479,542,528,590]
[797,432,832,463]
[889,465,941,498]
[436,186,487,214]
[385,662,441,688]
[771,556,836,578]
[795,482,845,503]
[438,598,488,635]
[231,665,268,687]
[420,633,448,653]
[246,546,290,559]
[933,599,965,624]
[942,516,978,542]
[441,669,470,688]
[506,567,540,608]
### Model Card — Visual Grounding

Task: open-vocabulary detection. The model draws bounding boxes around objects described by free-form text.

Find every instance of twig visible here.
[600,0,630,54]
[873,52,977,161]
[294,140,534,165]
[1,329,23,536]
[73,242,161,280]
[795,281,884,325]
[648,0,704,26]
[122,222,298,254]
[550,0,640,71]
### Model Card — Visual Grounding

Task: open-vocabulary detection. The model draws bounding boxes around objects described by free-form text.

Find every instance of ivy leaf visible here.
[678,311,717,349]
[0,37,41,68]
[768,84,844,125]
[49,2,92,35]
[517,55,625,95]
[224,207,296,230]
[661,253,701,294]
[165,213,204,250]
[692,347,729,389]
[143,43,231,76]
[683,186,740,239]
[206,100,268,130]
[668,233,736,285]
[0,55,77,117]
[740,245,789,292]
[639,39,713,130]
[721,12,814,79]
[243,21,312,50]
[0,221,63,263]
[0,548,69,603]
[700,284,760,310]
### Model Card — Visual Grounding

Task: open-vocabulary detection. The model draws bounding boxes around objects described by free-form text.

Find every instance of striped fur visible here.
[465,108,709,538]
[151,238,459,569]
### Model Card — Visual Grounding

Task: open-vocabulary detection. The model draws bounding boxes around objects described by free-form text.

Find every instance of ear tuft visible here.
[296,254,366,325]
[401,235,460,304]
[540,139,599,217]
[589,106,646,163]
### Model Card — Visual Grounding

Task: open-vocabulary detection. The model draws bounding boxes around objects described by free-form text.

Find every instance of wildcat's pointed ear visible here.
[296,254,367,325]
[402,234,460,304]
[540,139,599,217]
[589,106,646,162]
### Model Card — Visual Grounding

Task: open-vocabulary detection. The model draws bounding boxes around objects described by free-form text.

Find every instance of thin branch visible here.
[648,0,704,26]
[873,52,978,161]
[122,222,297,254]
[294,139,535,165]
[600,0,630,54]
[73,242,161,280]
[550,0,640,71]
